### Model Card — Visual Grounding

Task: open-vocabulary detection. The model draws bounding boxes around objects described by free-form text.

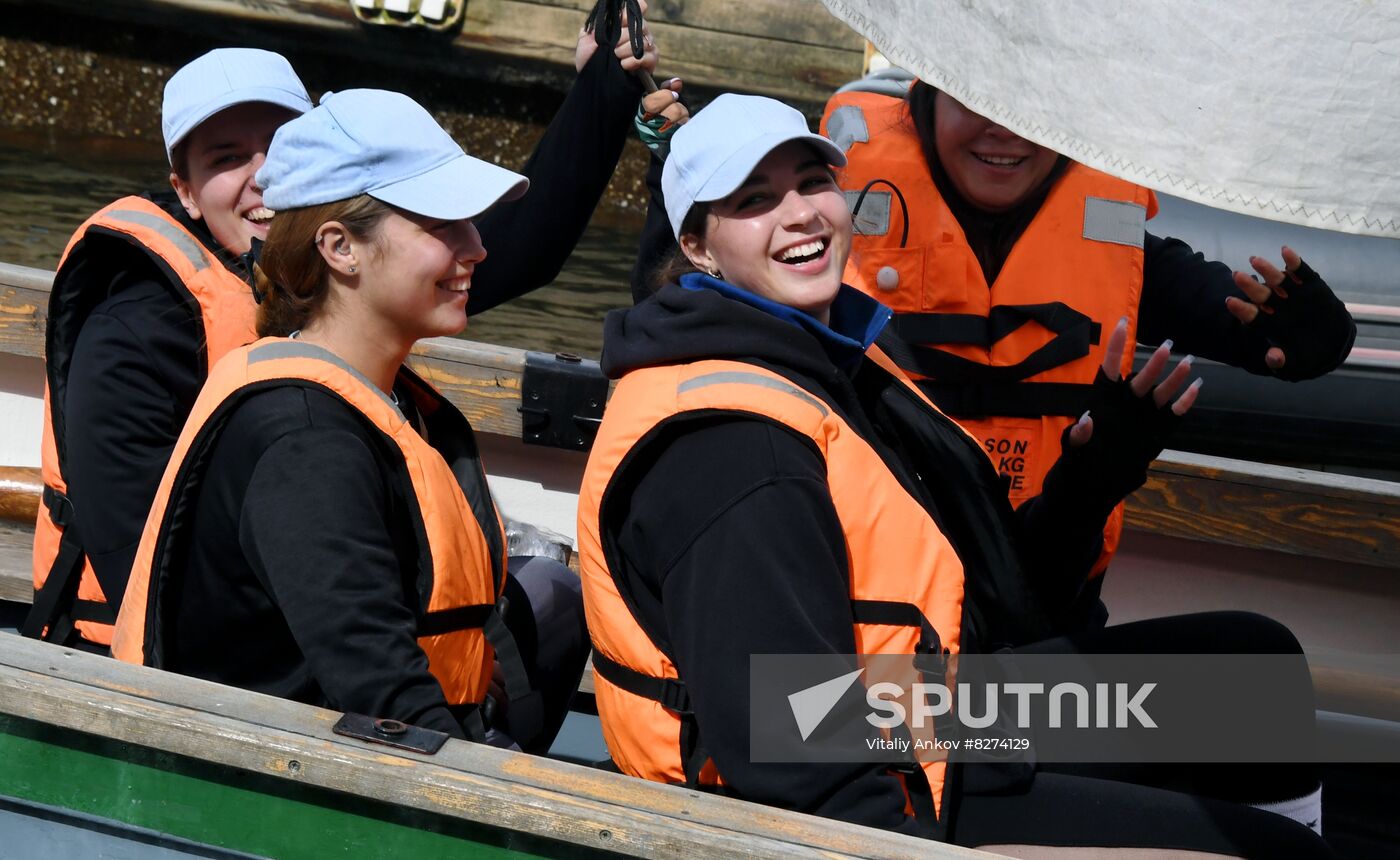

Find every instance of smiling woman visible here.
[168,101,301,256]
[110,89,590,755]
[577,93,1330,857]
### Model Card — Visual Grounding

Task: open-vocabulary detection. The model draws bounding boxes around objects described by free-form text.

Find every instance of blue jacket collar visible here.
[678,272,891,367]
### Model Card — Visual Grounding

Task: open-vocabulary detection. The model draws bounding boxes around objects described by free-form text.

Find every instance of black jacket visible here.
[59,47,643,610]
[594,281,1102,833]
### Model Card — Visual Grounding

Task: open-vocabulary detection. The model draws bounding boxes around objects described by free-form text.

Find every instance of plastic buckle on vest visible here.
[913,649,949,686]
[43,486,74,528]
[658,679,693,715]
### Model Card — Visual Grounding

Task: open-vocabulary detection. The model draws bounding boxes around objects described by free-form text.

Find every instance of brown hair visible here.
[170,139,192,182]
[648,201,711,292]
[254,195,394,337]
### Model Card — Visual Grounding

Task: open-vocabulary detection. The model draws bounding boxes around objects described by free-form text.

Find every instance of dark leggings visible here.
[950,612,1333,858]
[491,555,590,755]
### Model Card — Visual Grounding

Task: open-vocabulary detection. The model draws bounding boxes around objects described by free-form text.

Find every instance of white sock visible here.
[1250,784,1323,836]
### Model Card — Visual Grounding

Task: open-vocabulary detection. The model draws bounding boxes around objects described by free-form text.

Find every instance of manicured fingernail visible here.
[1162,339,1173,351]
[1182,355,1194,366]
[1078,410,1091,424]
[1190,378,1204,390]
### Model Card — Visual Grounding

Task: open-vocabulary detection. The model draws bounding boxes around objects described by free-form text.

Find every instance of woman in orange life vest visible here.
[110,90,587,752]
[820,82,1356,629]
[32,19,669,652]
[579,95,1329,855]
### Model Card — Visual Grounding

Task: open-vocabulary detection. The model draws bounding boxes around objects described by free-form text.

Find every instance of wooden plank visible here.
[521,0,864,52]
[7,0,862,105]
[461,0,862,103]
[0,634,981,859]
[0,467,41,526]
[0,262,49,361]
[1125,450,1400,569]
[0,523,32,603]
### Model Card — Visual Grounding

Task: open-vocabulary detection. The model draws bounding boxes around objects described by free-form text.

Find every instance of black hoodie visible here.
[594,282,1104,833]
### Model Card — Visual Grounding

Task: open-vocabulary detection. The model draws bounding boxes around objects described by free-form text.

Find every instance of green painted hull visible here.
[0,714,613,859]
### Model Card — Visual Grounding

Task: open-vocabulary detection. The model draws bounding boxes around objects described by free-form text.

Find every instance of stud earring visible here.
[348,266,357,274]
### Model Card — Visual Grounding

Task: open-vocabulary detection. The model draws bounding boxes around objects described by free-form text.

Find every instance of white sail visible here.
[819,0,1400,238]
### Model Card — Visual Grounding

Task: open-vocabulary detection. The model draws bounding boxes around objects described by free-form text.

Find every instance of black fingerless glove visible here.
[1039,368,1179,523]
[1244,259,1356,381]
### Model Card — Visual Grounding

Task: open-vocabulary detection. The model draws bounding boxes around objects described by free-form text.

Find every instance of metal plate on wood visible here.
[332,713,449,755]
[520,352,607,451]
[349,0,465,32]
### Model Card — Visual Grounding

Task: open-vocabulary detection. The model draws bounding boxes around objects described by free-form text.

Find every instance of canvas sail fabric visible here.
[818,0,1400,238]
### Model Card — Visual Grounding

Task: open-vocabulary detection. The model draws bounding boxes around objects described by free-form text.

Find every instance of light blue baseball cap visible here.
[162,48,312,164]
[661,93,846,239]
[256,89,529,220]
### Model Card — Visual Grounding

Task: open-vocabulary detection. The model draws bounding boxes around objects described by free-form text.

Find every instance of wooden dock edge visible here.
[0,633,992,860]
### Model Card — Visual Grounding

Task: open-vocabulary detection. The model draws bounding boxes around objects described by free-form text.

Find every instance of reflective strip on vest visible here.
[106,209,212,271]
[677,371,830,417]
[248,340,402,416]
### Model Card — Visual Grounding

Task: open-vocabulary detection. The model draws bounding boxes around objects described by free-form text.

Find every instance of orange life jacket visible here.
[577,346,969,827]
[28,196,257,646]
[112,338,506,713]
[821,91,1157,573]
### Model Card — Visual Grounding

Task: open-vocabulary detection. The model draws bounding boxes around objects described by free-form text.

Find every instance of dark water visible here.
[0,133,638,359]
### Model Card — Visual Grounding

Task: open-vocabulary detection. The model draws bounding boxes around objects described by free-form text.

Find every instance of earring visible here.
[706,266,721,278]
[348,266,357,274]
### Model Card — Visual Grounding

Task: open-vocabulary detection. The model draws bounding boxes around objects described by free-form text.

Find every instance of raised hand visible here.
[576,0,658,75]
[1224,246,1355,380]
[1066,317,1201,448]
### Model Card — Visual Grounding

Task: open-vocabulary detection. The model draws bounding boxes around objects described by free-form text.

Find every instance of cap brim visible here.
[369,153,529,220]
[165,87,312,160]
[692,131,848,205]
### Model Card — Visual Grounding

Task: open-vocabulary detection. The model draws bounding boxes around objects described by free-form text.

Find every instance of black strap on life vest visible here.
[590,649,710,788]
[851,598,951,834]
[914,378,1096,419]
[879,304,1102,418]
[482,594,544,746]
[590,649,694,714]
[414,594,542,745]
[22,487,115,644]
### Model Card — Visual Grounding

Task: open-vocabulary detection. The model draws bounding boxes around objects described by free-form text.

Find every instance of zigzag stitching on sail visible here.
[822,0,1400,236]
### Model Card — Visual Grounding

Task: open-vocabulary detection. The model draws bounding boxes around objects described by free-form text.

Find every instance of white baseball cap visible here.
[661,93,847,238]
[256,89,529,220]
[162,48,313,163]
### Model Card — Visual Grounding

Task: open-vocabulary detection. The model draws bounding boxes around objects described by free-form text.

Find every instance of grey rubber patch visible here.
[826,105,869,153]
[845,190,891,237]
[1083,197,1146,248]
